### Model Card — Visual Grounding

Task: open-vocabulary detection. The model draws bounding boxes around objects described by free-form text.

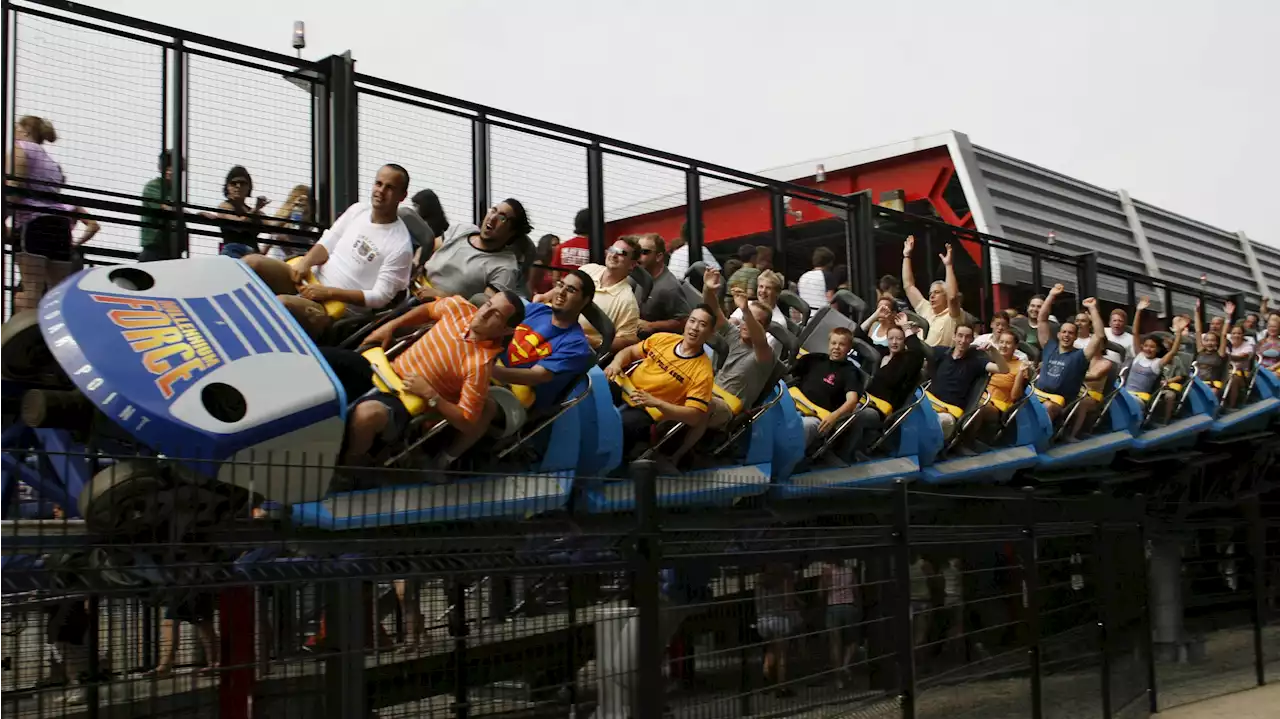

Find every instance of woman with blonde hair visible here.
[5,115,100,310]
[263,184,313,260]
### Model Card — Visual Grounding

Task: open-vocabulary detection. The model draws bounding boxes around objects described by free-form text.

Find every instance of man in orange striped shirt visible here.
[342,291,525,469]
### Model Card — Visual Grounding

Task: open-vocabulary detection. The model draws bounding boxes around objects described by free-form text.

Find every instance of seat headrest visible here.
[776,291,811,325]
[581,302,616,360]
[685,261,707,289]
[904,311,931,340]
[628,268,654,307]
[707,332,730,373]
[832,290,868,323]
[767,322,800,364]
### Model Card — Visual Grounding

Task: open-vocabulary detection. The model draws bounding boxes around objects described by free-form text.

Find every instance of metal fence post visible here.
[472,115,490,226]
[1136,496,1159,712]
[771,190,786,280]
[587,143,605,265]
[685,169,702,265]
[980,239,994,326]
[450,578,471,719]
[1248,494,1266,686]
[891,479,917,719]
[1095,499,1114,719]
[170,39,188,258]
[631,459,663,719]
[1022,488,1043,719]
[324,579,367,719]
[1,0,9,317]
[326,51,359,214]
[1077,252,1099,301]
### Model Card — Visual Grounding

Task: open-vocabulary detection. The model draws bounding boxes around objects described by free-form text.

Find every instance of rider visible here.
[901,237,963,348]
[575,236,643,353]
[792,327,873,460]
[1129,296,1188,425]
[604,305,717,458]
[243,164,414,340]
[496,270,597,411]
[670,267,774,463]
[1192,300,1229,397]
[417,199,530,301]
[1033,285,1104,425]
[923,323,1010,451]
[341,292,525,472]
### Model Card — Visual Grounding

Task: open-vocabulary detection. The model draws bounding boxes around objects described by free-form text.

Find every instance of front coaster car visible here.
[4,257,348,534]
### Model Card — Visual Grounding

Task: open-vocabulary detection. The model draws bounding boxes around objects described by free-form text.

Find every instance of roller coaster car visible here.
[289,302,619,530]
[1,257,347,534]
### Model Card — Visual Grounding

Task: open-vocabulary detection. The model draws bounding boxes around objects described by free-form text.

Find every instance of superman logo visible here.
[507,326,552,366]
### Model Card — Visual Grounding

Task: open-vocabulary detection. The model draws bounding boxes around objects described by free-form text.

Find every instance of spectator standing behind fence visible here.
[5,115,100,310]
[728,244,761,298]
[549,207,591,273]
[797,247,836,314]
[264,184,314,261]
[821,559,860,689]
[901,236,962,348]
[418,199,528,300]
[666,220,721,280]
[636,233,692,337]
[204,165,269,259]
[138,149,182,262]
[528,233,560,296]
[755,564,800,698]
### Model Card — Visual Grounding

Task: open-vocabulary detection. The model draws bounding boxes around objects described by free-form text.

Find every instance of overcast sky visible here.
[50,0,1280,251]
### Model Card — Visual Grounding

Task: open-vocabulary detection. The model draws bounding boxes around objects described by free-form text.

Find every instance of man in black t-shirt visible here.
[792,328,880,461]
[925,323,1009,451]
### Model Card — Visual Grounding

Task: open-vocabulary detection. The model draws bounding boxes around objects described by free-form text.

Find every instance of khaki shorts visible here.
[708,396,735,430]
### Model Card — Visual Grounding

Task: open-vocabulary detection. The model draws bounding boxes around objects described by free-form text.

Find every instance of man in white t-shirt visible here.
[666,221,721,281]
[796,247,836,315]
[244,164,413,339]
[1104,308,1134,362]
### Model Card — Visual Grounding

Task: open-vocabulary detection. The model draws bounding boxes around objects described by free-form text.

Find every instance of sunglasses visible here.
[607,246,633,258]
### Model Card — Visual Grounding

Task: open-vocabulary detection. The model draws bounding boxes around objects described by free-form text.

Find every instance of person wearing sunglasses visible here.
[636,233,692,338]
[573,236,643,352]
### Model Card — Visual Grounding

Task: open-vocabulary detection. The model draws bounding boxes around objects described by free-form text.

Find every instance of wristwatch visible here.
[427,396,439,409]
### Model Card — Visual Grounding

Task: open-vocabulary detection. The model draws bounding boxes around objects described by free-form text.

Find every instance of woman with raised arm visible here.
[860,296,897,347]
[1192,299,1229,398]
[1223,306,1255,410]
[1129,296,1187,425]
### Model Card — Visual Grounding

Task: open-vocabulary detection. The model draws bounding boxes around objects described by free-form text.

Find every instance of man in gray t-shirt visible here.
[671,268,774,464]
[420,222,522,300]
[636,233,692,337]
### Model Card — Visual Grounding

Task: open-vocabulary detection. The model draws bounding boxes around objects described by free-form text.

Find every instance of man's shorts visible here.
[355,392,413,443]
[708,396,735,430]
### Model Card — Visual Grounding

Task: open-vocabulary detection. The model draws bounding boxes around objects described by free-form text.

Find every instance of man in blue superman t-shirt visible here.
[494,269,596,410]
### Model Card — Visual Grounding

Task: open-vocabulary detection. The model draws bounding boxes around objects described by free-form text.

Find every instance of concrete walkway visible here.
[1155,683,1280,718]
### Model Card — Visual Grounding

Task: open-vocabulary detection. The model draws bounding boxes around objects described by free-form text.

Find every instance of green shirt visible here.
[140,177,173,250]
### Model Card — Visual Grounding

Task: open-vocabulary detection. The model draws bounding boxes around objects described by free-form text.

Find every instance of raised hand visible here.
[940,243,953,267]
[1082,297,1097,309]
[903,235,915,257]
[1137,296,1151,312]
[704,267,722,292]
[1049,283,1065,296]
[731,286,749,311]
[1224,300,1236,317]
[1172,315,1190,332]
[894,312,909,328]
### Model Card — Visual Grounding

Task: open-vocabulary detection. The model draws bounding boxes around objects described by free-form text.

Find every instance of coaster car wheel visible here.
[1,310,65,386]
[79,460,168,536]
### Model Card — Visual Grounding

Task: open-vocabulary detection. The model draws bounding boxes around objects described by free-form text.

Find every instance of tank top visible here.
[909,560,929,601]
[942,563,962,599]
[1126,355,1163,394]
[220,200,261,248]
[11,139,69,227]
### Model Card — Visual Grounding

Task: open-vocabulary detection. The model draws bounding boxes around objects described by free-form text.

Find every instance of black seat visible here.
[904,311,931,341]
[684,261,707,291]
[946,373,993,451]
[776,291,811,327]
[629,268,653,308]
[832,289,868,324]
[767,322,800,366]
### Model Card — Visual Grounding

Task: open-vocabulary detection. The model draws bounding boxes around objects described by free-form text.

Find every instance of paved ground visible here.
[1154,682,1280,718]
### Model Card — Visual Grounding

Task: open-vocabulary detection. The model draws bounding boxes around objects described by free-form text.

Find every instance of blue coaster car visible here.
[4,258,347,533]
[920,387,1051,485]
[1035,390,1142,472]
[1129,377,1218,453]
[773,388,943,497]
[1210,367,1280,437]
[581,380,790,513]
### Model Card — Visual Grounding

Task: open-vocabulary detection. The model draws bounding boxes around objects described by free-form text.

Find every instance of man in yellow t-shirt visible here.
[901,235,963,348]
[604,304,717,457]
